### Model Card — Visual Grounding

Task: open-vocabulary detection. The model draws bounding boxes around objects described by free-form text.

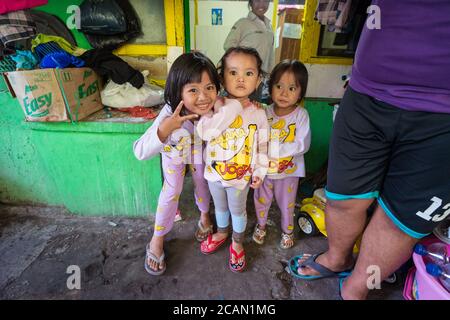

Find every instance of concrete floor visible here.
[0,177,404,300]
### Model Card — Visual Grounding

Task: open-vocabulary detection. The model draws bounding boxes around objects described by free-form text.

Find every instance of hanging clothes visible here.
[315,0,352,33]
[0,10,36,47]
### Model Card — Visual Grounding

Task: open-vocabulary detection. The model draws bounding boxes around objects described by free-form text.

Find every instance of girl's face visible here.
[223,52,261,101]
[250,0,270,19]
[181,71,218,116]
[271,71,301,112]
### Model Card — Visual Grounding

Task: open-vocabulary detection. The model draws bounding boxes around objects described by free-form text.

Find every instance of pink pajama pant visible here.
[253,176,300,234]
[154,153,210,237]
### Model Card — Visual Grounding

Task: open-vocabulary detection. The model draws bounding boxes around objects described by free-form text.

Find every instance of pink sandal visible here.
[229,244,246,273]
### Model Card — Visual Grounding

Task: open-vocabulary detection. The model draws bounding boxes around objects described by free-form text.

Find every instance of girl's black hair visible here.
[164,52,221,112]
[269,59,308,102]
[217,46,264,81]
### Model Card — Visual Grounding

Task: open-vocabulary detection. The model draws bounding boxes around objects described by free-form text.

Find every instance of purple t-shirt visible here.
[349,0,450,113]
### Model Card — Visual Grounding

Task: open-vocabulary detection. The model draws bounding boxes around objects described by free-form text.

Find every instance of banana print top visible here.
[197,99,269,190]
[265,104,311,179]
[133,103,204,164]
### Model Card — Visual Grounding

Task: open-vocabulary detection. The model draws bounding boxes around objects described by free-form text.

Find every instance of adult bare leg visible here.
[341,204,419,300]
[297,198,372,276]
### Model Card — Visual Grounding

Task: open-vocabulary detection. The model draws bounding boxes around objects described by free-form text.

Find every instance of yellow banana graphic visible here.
[283,124,296,143]
[212,124,256,181]
[271,119,285,130]
[163,145,172,152]
[229,115,243,129]
[155,225,165,231]
[175,136,190,151]
[284,165,298,174]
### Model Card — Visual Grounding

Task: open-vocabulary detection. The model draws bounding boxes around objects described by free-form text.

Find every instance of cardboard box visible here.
[4,67,104,122]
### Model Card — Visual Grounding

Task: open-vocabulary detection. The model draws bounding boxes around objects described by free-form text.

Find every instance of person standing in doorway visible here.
[224,0,274,102]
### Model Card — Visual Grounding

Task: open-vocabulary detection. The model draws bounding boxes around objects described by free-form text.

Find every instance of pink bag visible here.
[403,267,417,300]
[0,0,48,14]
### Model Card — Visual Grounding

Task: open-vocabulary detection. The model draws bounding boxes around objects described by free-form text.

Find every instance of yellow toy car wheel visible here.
[296,211,319,236]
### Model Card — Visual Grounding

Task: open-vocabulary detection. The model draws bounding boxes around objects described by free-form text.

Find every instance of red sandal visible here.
[229,244,246,273]
[200,233,227,255]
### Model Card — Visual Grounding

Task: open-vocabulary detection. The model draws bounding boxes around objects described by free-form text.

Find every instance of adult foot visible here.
[296,251,354,277]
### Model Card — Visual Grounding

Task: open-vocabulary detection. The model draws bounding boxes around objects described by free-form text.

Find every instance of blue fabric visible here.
[34,41,63,59]
[231,211,247,233]
[215,210,231,229]
[325,187,379,200]
[10,49,37,69]
[40,51,85,68]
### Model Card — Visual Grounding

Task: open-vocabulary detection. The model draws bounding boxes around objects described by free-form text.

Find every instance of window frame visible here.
[114,0,185,56]
[299,0,353,65]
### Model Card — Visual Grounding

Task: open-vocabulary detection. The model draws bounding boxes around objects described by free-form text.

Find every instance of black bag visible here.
[80,0,127,35]
[82,0,141,49]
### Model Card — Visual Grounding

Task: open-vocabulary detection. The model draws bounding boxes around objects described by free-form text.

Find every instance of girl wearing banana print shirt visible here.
[196,47,269,273]
[253,60,311,250]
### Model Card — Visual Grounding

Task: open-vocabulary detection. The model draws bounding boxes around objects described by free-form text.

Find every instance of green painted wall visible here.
[0,88,162,216]
[304,99,334,173]
[38,0,91,50]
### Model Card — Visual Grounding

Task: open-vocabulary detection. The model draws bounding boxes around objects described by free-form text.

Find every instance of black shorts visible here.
[326,86,450,238]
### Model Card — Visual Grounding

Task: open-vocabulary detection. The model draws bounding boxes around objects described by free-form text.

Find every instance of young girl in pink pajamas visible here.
[133,52,227,275]
[253,59,311,249]
[196,47,269,272]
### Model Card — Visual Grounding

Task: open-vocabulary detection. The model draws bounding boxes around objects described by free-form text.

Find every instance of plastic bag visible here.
[80,0,127,35]
[81,0,141,49]
[100,71,164,108]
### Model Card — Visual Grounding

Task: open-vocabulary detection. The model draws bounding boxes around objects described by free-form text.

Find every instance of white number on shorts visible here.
[433,203,450,222]
[416,197,450,222]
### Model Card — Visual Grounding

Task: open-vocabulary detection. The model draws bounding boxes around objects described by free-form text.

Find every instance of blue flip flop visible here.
[286,253,353,280]
[338,277,345,300]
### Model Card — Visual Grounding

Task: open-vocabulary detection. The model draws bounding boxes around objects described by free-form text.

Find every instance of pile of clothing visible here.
[0,0,163,112]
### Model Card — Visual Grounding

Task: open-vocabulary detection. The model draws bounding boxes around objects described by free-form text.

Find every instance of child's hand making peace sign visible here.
[157,101,199,142]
